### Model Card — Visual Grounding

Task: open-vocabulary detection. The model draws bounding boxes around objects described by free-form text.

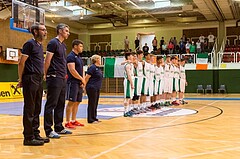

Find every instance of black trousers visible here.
[86,87,100,123]
[22,74,43,140]
[44,77,66,135]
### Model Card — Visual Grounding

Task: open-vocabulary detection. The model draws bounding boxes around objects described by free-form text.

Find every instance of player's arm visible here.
[18,54,29,86]
[67,63,86,86]
[126,64,134,89]
[44,51,54,80]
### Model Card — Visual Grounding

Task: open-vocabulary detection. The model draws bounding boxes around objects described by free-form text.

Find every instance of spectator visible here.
[199,34,205,52]
[134,36,140,50]
[142,43,149,53]
[196,40,201,53]
[208,32,215,50]
[190,41,196,54]
[179,38,185,54]
[85,55,103,123]
[152,36,158,52]
[162,42,167,55]
[185,41,190,54]
[168,41,174,54]
[124,36,129,51]
[173,37,177,53]
[160,37,165,54]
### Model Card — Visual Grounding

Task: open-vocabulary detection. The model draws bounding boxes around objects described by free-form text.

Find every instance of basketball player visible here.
[123,52,135,117]
[172,58,180,106]
[179,59,188,104]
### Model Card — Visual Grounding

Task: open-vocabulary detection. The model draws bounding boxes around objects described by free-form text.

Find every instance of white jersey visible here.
[164,63,171,78]
[124,62,134,79]
[173,65,180,79]
[155,65,161,81]
[149,64,155,81]
[136,61,143,77]
[169,64,175,78]
[143,61,151,78]
[159,65,164,80]
[180,65,186,80]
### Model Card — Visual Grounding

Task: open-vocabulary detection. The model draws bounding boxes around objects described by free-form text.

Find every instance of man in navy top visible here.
[85,55,103,123]
[65,39,85,129]
[44,23,72,138]
[18,22,49,146]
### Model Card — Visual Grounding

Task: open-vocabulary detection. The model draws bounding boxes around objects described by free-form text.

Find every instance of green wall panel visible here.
[0,64,18,82]
[185,70,213,93]
[218,70,240,93]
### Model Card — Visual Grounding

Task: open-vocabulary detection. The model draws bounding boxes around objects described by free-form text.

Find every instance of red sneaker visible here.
[172,101,180,106]
[71,120,84,127]
[65,122,76,129]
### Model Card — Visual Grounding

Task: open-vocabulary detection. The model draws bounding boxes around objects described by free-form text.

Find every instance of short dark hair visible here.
[136,50,143,55]
[144,52,150,57]
[180,58,185,62]
[157,56,163,61]
[171,56,176,60]
[72,39,83,48]
[56,23,69,34]
[125,52,132,60]
[30,22,43,36]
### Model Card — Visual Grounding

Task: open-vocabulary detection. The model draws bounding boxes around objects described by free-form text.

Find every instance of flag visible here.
[196,53,208,70]
[104,57,125,78]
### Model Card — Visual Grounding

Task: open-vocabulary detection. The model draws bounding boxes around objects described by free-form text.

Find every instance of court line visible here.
[171,146,240,159]
[89,101,218,159]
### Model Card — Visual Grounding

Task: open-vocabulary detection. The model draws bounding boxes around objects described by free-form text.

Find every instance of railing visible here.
[181,54,196,63]
[218,52,235,63]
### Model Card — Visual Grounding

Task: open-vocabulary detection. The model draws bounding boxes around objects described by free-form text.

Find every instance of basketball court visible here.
[0,93,240,159]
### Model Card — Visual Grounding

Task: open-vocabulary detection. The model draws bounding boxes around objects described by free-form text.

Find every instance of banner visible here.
[0,82,23,99]
[104,57,125,78]
[196,53,208,70]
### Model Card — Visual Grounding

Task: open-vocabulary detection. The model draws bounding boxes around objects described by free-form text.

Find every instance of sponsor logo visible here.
[97,107,197,118]
[0,82,23,99]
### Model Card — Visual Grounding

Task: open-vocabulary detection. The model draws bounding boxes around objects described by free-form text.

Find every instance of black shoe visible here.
[23,139,44,146]
[35,135,50,143]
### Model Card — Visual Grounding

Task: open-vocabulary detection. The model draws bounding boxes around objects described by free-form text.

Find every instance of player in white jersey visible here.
[153,56,164,108]
[123,52,135,117]
[179,58,188,104]
[149,54,156,109]
[163,55,173,106]
[159,56,165,106]
[140,53,151,111]
[172,58,180,106]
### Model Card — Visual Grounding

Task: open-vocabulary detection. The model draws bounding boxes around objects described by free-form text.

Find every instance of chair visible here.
[218,85,226,93]
[197,85,204,93]
[205,85,213,93]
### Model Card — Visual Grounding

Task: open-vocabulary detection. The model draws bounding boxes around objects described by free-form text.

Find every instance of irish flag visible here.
[104,57,125,78]
[196,53,208,70]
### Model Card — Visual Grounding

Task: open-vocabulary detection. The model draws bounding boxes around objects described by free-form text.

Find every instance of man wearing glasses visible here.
[44,23,72,138]
[18,23,49,146]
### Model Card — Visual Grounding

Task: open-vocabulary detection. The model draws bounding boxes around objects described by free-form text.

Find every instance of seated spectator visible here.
[168,41,174,54]
[179,38,185,54]
[162,42,167,55]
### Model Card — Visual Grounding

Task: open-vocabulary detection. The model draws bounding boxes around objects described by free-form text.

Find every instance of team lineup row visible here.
[123,52,188,117]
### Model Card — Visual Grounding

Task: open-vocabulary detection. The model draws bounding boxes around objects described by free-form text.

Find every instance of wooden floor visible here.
[0,94,240,159]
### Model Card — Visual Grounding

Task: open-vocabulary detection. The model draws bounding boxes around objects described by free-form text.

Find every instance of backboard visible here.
[10,0,45,33]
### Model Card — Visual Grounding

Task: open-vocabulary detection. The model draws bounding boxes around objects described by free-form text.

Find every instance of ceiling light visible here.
[49,8,58,12]
[92,0,95,2]
[64,5,82,11]
[97,3,101,6]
